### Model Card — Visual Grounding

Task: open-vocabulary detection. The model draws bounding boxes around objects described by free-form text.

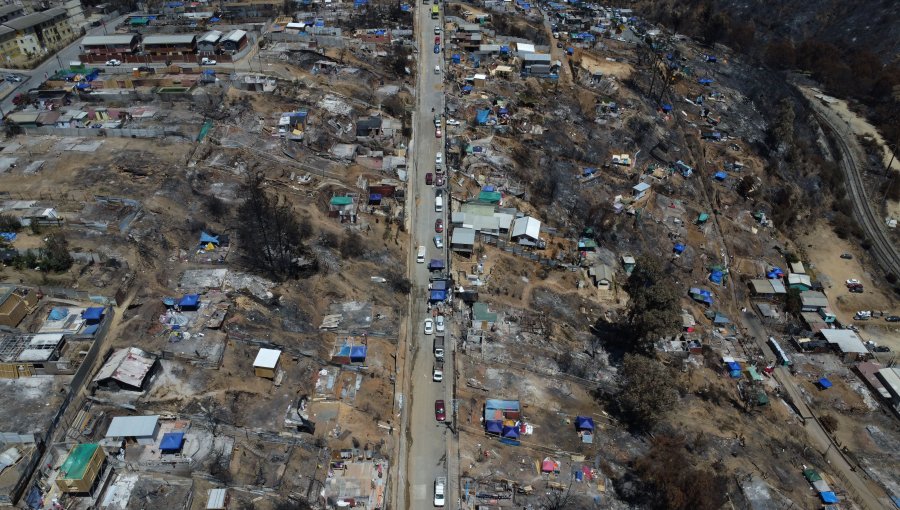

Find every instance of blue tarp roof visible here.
[710,271,724,284]
[350,345,367,360]
[575,416,594,430]
[429,259,444,269]
[1,232,16,242]
[369,193,382,201]
[462,85,473,92]
[49,307,68,321]
[400,3,410,10]
[476,109,490,125]
[485,420,503,434]
[160,431,184,450]
[82,307,105,321]
[583,167,596,176]
[820,492,839,504]
[179,294,200,307]
[727,361,740,371]
[698,78,714,84]
[483,185,495,192]
[819,377,833,389]
[501,425,520,438]
[661,104,673,112]
[674,243,685,253]
[209,16,220,21]
[500,45,509,53]
[200,231,219,244]
[82,324,99,335]
[714,171,727,180]
[430,290,447,301]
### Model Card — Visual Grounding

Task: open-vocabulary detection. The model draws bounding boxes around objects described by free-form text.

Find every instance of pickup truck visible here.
[433,361,444,382]
[433,335,445,360]
[434,477,446,507]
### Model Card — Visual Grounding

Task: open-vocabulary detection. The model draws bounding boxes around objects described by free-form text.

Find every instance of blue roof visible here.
[661,104,673,112]
[199,231,219,244]
[430,290,447,301]
[674,243,685,253]
[485,420,503,434]
[178,294,200,307]
[699,78,714,84]
[710,271,723,284]
[575,416,594,430]
[819,377,833,389]
[476,109,490,125]
[209,16,220,21]
[369,193,382,201]
[429,259,444,269]
[350,345,367,360]
[727,361,741,371]
[714,171,727,180]
[583,167,596,176]
[820,492,839,504]
[160,432,184,450]
[500,46,509,52]
[82,307,105,321]
[501,425,520,438]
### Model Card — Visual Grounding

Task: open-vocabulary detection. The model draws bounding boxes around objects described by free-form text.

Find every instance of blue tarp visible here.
[710,271,724,284]
[500,45,509,53]
[661,104,673,112]
[400,3,410,11]
[452,54,461,64]
[430,290,447,301]
[0,232,16,242]
[200,231,219,245]
[674,243,685,254]
[202,69,215,75]
[698,78,714,85]
[49,307,69,321]
[179,294,200,307]
[82,324,99,335]
[820,492,839,504]
[429,259,444,269]
[767,267,784,279]
[160,432,184,451]
[498,107,508,115]
[819,377,833,389]
[82,307,105,321]
[476,109,490,125]
[350,345,367,362]
[25,487,42,509]
[209,16,220,21]
[583,167,596,177]
[315,20,325,26]
[574,416,594,431]
[368,193,382,202]
[75,82,91,89]
[714,171,727,180]
[485,420,503,434]
[727,361,740,371]
[462,85,473,92]
[706,55,717,63]
[689,287,713,305]
[501,425,520,438]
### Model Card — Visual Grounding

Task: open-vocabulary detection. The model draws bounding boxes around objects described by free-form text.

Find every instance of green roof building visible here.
[57,444,105,493]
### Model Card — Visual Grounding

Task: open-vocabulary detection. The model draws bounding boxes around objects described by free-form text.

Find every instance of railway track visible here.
[813,107,900,277]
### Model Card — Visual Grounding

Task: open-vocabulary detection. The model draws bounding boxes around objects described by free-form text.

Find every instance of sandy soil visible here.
[578,52,634,80]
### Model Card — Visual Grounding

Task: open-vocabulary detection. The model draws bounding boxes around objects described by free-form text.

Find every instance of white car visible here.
[434,477,446,507]
[434,65,440,74]
[446,118,460,125]
[434,234,443,248]
[200,57,217,65]
[434,26,441,34]
[433,365,443,381]
[105,59,121,66]
[435,152,443,165]
[424,318,434,335]
[845,279,860,286]
[436,315,445,332]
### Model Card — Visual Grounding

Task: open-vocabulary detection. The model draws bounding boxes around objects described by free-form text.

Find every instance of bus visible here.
[431,5,439,18]
[768,336,792,367]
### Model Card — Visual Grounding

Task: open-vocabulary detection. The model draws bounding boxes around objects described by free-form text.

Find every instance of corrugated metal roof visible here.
[223,29,246,42]
[199,30,222,43]
[93,347,156,388]
[206,488,227,509]
[2,7,66,30]
[877,367,900,396]
[81,34,137,46]
[142,34,196,45]
[820,329,867,354]
[105,415,160,438]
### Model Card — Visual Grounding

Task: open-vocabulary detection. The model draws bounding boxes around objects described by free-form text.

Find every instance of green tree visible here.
[625,256,681,351]
[40,233,73,272]
[0,214,22,232]
[617,354,678,430]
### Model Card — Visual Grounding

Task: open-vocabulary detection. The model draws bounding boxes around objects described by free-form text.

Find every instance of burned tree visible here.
[624,256,680,352]
[237,173,315,280]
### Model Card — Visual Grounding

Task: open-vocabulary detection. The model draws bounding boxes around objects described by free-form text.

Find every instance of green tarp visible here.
[330,196,353,206]
[698,213,710,223]
[803,468,822,483]
[478,191,502,203]
[59,444,100,481]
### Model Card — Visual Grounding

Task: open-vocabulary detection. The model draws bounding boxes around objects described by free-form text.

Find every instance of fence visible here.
[476,233,569,268]
[39,286,112,305]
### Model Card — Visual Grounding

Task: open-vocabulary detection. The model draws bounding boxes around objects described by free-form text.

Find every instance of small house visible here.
[197,30,222,53]
[105,415,161,445]
[253,348,281,379]
[588,264,614,290]
[800,291,828,312]
[621,255,636,274]
[472,302,497,329]
[510,216,541,246]
[56,444,106,494]
[632,182,651,200]
[159,432,185,454]
[820,329,869,362]
[221,29,248,52]
[875,368,900,412]
[789,261,805,274]
[787,273,812,290]
[92,347,158,392]
[451,227,476,254]
[0,286,38,328]
[355,116,382,138]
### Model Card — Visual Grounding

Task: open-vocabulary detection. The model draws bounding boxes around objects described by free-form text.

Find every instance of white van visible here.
[417,245,426,263]
[435,195,443,212]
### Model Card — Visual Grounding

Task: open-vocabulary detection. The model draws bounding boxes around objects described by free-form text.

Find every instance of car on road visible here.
[436,315,445,332]
[435,152,442,164]
[435,175,445,187]
[435,163,443,174]
[434,477,446,506]
[425,172,433,185]
[435,128,442,138]
[5,74,22,82]
[424,318,434,335]
[137,66,154,73]
[840,253,853,259]
[434,65,440,74]
[435,219,443,233]
[432,364,443,381]
[200,57,217,65]
[434,26,441,34]
[886,316,900,322]
[433,44,440,54]
[849,285,864,293]
[434,400,446,421]
[873,345,891,352]
[855,311,872,320]
[434,234,443,248]
[105,59,121,66]
[446,118,460,125]
[846,279,861,286]
[434,36,441,44]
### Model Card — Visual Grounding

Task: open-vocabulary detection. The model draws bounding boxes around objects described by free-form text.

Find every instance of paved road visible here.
[398,2,452,510]
[800,88,900,278]
[740,312,890,510]
[0,14,131,114]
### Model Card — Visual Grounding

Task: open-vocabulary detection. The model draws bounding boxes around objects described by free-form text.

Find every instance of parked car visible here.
[435,163,444,173]
[435,175,445,187]
[434,36,441,44]
[849,285,864,293]
[840,253,853,259]
[424,318,434,335]
[886,316,900,322]
[434,26,441,34]
[105,59,121,66]
[434,477,446,507]
[434,234,443,248]
[425,172,433,185]
[200,57,217,65]
[435,219,443,233]
[873,346,891,352]
[846,279,861,286]
[433,44,440,54]
[435,128,442,138]
[137,66,154,73]
[5,74,22,82]
[436,315,445,332]
[446,118,460,125]
[434,65,440,74]
[435,152,442,164]
[434,400,446,421]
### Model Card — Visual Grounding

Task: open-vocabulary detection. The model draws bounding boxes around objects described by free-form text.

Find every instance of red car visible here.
[434,36,441,44]
[435,400,446,421]
[426,172,433,185]
[435,219,443,233]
